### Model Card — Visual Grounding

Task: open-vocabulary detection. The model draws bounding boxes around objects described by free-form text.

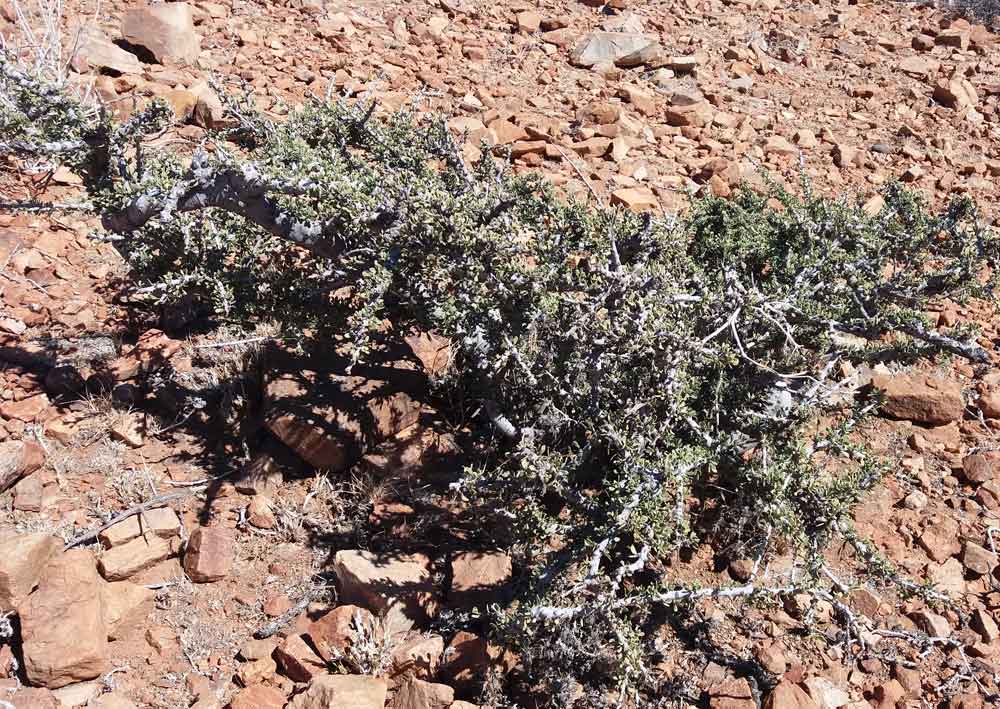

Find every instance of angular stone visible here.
[229,683,285,709]
[274,633,326,683]
[122,3,201,65]
[307,604,376,663]
[286,674,387,709]
[235,452,283,495]
[978,389,1000,418]
[709,677,755,709]
[236,655,276,686]
[0,532,61,611]
[933,78,978,109]
[871,373,964,425]
[802,676,850,709]
[961,453,999,485]
[98,507,182,548]
[570,31,657,68]
[101,580,155,640]
[333,550,436,630]
[487,119,529,145]
[265,367,420,471]
[569,137,612,157]
[6,687,59,708]
[449,551,512,607]
[0,393,50,422]
[611,187,659,213]
[971,609,999,642]
[664,101,713,127]
[76,28,143,74]
[390,632,444,684]
[52,680,102,707]
[90,693,140,709]
[962,541,997,576]
[577,100,620,125]
[764,681,819,709]
[98,535,179,581]
[20,550,109,688]
[391,678,454,709]
[440,631,498,693]
[183,526,234,583]
[911,609,951,637]
[0,439,44,493]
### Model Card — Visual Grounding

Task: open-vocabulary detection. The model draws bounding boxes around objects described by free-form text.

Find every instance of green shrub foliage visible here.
[3,56,999,703]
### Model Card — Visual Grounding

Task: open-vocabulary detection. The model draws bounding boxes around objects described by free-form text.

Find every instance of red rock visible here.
[764,681,819,709]
[101,580,155,640]
[5,687,60,708]
[265,368,420,471]
[390,632,444,684]
[0,439,45,493]
[286,674,387,709]
[610,187,659,213]
[577,100,621,125]
[121,3,201,65]
[228,683,285,709]
[307,604,376,663]
[709,677,755,708]
[0,532,62,610]
[872,680,905,709]
[98,535,180,581]
[236,655,277,686]
[933,78,978,109]
[871,373,964,425]
[911,609,951,637]
[183,526,234,583]
[0,393,49,422]
[449,551,512,607]
[333,550,437,629]
[440,631,506,693]
[487,119,529,145]
[77,27,143,75]
[99,507,182,548]
[961,452,999,485]
[105,329,182,382]
[515,10,540,34]
[962,541,997,576]
[971,609,999,642]
[391,677,454,709]
[274,633,326,683]
[19,549,110,688]
[978,389,1000,418]
[262,592,291,616]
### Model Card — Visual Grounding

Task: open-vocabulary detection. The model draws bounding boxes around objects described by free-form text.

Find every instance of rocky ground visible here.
[3,0,1000,708]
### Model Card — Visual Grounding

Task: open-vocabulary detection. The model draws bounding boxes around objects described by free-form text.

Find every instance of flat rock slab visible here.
[0,532,61,611]
[333,550,437,630]
[264,347,424,471]
[287,674,387,709]
[19,549,109,688]
[570,31,657,67]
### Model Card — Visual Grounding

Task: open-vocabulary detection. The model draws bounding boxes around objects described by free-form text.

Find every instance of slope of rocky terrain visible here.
[2,0,1000,708]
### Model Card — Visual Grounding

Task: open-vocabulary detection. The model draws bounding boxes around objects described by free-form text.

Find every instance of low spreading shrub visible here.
[3,54,998,703]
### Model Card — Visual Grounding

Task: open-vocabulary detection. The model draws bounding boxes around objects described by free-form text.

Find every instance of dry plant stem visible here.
[63,489,193,549]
